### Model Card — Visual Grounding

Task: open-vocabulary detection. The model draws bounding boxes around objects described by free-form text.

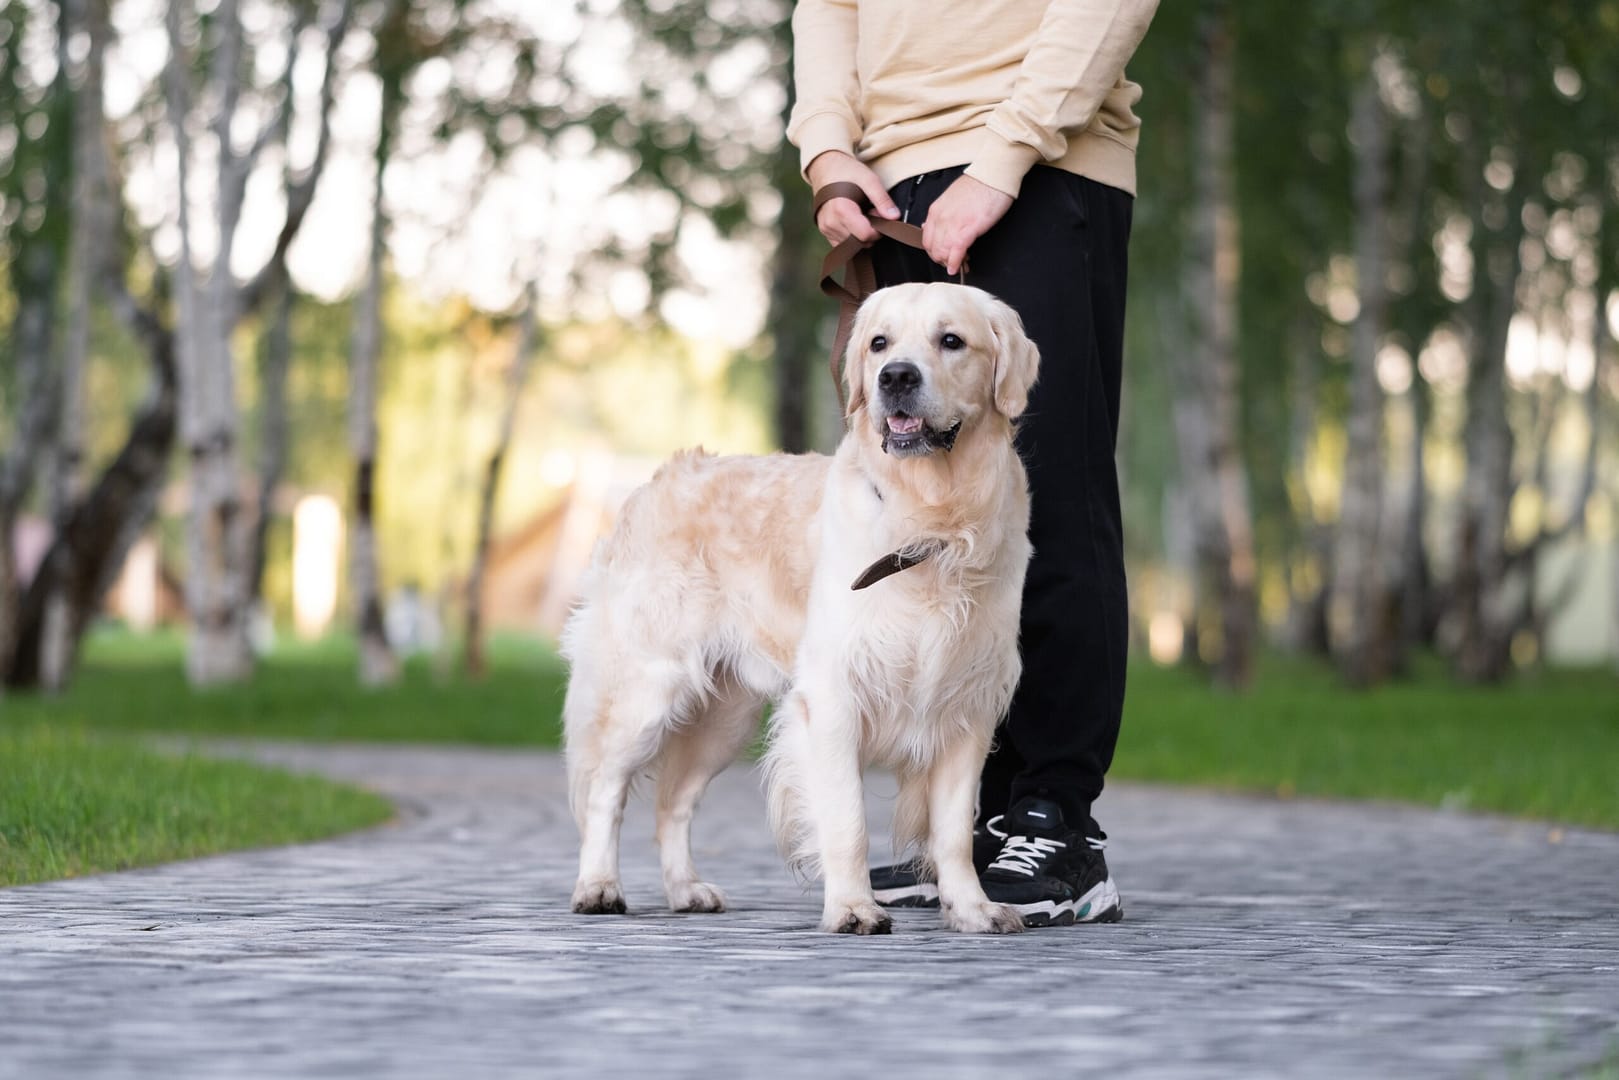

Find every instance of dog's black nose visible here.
[877,362,921,393]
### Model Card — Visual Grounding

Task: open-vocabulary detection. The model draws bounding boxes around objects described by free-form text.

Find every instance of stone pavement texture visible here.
[2,743,1617,1080]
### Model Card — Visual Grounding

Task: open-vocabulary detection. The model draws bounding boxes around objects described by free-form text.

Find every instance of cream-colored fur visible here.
[561,282,1038,934]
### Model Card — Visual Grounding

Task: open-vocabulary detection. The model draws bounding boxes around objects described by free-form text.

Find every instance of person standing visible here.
[788,0,1159,927]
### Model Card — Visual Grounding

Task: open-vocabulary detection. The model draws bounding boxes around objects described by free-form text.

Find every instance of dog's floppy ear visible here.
[983,294,1040,420]
[843,299,877,418]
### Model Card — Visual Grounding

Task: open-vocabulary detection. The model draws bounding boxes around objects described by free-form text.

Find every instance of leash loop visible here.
[814,183,966,410]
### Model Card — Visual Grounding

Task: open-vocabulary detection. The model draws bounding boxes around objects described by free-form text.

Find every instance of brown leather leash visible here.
[814,182,966,591]
[814,181,937,408]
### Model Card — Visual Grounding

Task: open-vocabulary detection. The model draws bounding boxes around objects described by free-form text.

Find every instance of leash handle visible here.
[812,183,932,411]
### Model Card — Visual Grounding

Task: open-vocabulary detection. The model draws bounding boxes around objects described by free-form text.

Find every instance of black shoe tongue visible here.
[1006,797,1066,836]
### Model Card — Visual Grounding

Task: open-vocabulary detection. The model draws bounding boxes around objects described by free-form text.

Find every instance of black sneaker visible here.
[870,818,1007,908]
[979,796,1123,927]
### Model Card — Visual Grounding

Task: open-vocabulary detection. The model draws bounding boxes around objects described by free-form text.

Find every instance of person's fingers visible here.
[817,199,875,245]
[922,220,943,265]
[924,216,966,270]
[832,201,874,243]
[861,176,901,220]
[815,205,845,245]
[845,209,877,244]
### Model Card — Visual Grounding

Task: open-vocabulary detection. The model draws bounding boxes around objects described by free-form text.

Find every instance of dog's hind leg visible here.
[654,680,761,913]
[570,669,691,915]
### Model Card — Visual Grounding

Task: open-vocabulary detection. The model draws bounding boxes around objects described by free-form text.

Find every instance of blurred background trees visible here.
[1,0,1615,695]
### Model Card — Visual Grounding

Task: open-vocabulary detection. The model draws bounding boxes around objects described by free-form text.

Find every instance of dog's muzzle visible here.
[881,414,962,456]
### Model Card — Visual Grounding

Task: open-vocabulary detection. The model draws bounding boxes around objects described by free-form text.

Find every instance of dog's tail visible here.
[761,695,819,879]
[891,768,931,865]
[560,602,604,832]
[562,696,598,833]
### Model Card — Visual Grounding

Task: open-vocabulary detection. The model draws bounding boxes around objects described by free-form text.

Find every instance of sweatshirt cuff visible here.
[793,112,861,179]
[963,131,1045,198]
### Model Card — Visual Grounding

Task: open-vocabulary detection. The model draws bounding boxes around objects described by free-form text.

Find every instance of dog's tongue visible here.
[887,415,924,435]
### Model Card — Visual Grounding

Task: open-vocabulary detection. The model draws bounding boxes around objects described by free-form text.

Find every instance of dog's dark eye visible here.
[941,333,965,350]
[870,335,888,353]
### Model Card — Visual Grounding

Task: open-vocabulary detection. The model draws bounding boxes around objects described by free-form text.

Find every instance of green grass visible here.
[1112,654,1619,831]
[0,724,393,887]
[6,629,569,745]
[9,629,1619,836]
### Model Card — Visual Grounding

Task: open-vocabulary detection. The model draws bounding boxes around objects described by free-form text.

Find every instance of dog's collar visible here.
[851,542,941,590]
[881,419,962,455]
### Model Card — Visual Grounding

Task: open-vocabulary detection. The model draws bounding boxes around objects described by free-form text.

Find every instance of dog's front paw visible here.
[666,880,727,913]
[942,898,1024,935]
[571,879,627,915]
[822,900,893,935]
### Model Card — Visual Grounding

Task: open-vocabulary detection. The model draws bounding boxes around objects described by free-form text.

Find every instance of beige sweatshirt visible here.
[788,0,1159,199]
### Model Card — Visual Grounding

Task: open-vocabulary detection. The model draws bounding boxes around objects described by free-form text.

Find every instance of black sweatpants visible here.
[870,164,1132,836]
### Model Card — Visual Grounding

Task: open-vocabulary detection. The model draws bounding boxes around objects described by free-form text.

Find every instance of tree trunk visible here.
[7,324,179,690]
[1450,146,1527,683]
[2,9,73,685]
[1328,62,1391,687]
[1391,385,1430,671]
[349,74,404,686]
[166,0,254,686]
[1179,0,1256,688]
[246,271,293,610]
[165,0,351,684]
[0,257,58,678]
[40,0,112,692]
[464,292,540,678]
[1282,318,1330,656]
[243,11,309,617]
[768,56,823,453]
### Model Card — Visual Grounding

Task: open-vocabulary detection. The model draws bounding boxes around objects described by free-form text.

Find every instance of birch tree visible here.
[4,0,180,691]
[1328,54,1392,687]
[1175,0,1257,688]
[348,18,406,686]
[162,0,353,686]
[38,0,112,691]
[463,287,540,678]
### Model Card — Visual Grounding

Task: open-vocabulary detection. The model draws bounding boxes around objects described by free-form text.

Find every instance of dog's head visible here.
[844,283,1040,458]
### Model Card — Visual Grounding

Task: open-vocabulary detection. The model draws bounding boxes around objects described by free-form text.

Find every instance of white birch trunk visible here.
[167,0,255,685]
[349,78,401,686]
[1451,141,1527,682]
[248,274,293,609]
[1181,0,1256,686]
[40,0,112,691]
[244,8,310,616]
[463,289,540,677]
[1328,62,1391,686]
[164,0,351,684]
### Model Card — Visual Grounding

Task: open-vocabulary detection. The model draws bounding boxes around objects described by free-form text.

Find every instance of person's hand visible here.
[807,150,900,246]
[922,174,1014,276]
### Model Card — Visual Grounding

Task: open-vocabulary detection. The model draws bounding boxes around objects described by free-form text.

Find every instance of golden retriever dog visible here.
[561,282,1038,934]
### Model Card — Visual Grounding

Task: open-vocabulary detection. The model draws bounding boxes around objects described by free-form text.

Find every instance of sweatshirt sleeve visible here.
[965,0,1160,198]
[785,0,862,179]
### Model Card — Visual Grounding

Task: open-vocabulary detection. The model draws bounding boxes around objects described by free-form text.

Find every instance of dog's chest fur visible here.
[796,448,1030,770]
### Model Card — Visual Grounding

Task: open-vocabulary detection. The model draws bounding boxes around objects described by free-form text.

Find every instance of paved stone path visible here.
[2,743,1617,1079]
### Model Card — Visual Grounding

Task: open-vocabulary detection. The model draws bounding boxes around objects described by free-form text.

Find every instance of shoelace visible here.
[987,832,1107,877]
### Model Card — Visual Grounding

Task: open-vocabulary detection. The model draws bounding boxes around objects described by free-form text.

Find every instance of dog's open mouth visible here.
[882,412,961,456]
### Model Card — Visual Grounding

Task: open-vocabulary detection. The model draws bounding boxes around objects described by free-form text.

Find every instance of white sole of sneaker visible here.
[1013,877,1123,927]
[873,882,940,908]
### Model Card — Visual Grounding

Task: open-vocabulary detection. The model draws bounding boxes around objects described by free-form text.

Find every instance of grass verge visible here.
[10,628,1619,832]
[0,724,393,887]
[1111,654,1619,831]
